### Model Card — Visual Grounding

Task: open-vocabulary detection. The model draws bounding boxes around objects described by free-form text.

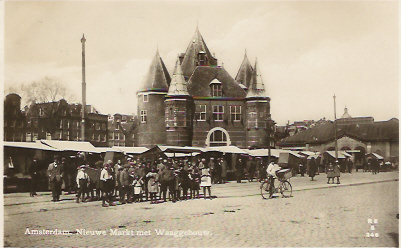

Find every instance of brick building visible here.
[24,99,108,147]
[108,113,137,147]
[277,107,399,162]
[4,94,26,141]
[137,27,275,148]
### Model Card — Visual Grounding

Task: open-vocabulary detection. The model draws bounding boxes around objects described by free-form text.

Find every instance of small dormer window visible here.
[198,52,206,66]
[210,79,222,97]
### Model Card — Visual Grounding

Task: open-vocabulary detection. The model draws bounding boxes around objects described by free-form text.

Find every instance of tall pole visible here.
[81,34,86,141]
[267,116,272,164]
[333,94,338,162]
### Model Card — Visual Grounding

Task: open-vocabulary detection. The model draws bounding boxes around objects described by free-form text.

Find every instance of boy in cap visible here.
[76,165,89,203]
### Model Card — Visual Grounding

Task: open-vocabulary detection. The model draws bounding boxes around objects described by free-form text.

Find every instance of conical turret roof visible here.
[168,57,189,96]
[235,51,253,89]
[138,50,171,93]
[181,26,217,80]
[246,58,268,99]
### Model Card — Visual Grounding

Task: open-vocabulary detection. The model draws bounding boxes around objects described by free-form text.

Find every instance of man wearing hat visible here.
[76,165,89,203]
[48,155,64,202]
[119,164,132,204]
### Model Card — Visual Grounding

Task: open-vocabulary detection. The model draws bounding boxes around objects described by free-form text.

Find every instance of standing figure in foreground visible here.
[326,162,335,184]
[334,161,341,184]
[100,163,115,207]
[308,158,317,181]
[147,168,159,204]
[200,164,212,199]
[76,165,89,203]
[48,155,64,202]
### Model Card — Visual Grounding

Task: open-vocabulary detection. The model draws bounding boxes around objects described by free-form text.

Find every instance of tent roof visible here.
[112,146,149,154]
[243,149,281,158]
[208,146,249,154]
[4,141,58,151]
[369,153,384,160]
[40,140,100,153]
[165,152,200,158]
[325,151,351,159]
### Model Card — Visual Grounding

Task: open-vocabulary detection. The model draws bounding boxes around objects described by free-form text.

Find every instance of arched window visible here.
[206,127,231,147]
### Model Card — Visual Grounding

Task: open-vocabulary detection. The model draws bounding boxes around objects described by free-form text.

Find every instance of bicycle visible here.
[260,169,292,199]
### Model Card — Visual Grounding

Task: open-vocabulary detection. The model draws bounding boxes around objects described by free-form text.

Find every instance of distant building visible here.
[4,94,26,141]
[277,108,399,162]
[137,26,275,148]
[24,99,108,147]
[108,113,137,147]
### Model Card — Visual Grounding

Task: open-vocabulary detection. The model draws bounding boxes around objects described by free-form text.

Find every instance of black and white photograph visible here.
[2,1,399,247]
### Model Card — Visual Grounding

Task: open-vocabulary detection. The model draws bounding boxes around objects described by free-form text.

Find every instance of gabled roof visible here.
[187,66,246,98]
[246,58,268,99]
[167,57,189,96]
[235,52,253,89]
[138,50,171,93]
[180,27,217,79]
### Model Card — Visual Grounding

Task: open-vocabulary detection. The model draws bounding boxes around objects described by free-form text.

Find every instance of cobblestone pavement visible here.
[3,171,399,247]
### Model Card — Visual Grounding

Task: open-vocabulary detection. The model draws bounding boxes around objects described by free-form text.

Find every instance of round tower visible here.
[137,50,171,147]
[165,57,193,146]
[245,58,273,148]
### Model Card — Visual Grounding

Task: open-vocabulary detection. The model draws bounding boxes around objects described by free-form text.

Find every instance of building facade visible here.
[108,113,137,147]
[137,27,275,148]
[4,94,26,142]
[24,99,108,147]
[277,108,399,162]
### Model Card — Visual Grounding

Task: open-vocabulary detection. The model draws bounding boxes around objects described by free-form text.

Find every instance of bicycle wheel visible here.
[260,181,270,199]
[281,180,292,198]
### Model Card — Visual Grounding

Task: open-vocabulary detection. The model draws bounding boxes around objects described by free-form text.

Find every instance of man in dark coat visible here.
[236,157,244,183]
[119,164,131,204]
[47,155,64,202]
[308,158,317,181]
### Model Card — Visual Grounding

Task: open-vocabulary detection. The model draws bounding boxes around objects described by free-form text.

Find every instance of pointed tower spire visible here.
[168,56,189,96]
[138,49,171,92]
[246,57,268,99]
[235,50,253,88]
[181,26,218,79]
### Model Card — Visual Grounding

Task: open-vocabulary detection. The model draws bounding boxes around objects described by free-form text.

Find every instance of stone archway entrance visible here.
[206,127,231,147]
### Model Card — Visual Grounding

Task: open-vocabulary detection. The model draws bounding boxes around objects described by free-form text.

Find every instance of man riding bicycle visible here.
[266,162,281,197]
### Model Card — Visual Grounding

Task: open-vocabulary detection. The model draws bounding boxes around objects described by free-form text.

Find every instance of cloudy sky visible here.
[3,1,399,125]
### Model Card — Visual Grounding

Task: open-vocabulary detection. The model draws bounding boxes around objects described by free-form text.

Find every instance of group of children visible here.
[76,157,213,207]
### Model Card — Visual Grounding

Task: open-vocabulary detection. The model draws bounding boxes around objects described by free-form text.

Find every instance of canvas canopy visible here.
[368,153,384,160]
[325,151,351,159]
[40,140,100,153]
[112,146,149,154]
[208,146,249,154]
[243,149,282,158]
[4,141,58,151]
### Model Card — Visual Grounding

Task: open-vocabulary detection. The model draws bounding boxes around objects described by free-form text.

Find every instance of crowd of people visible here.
[46,155,238,206]
[43,153,394,205]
